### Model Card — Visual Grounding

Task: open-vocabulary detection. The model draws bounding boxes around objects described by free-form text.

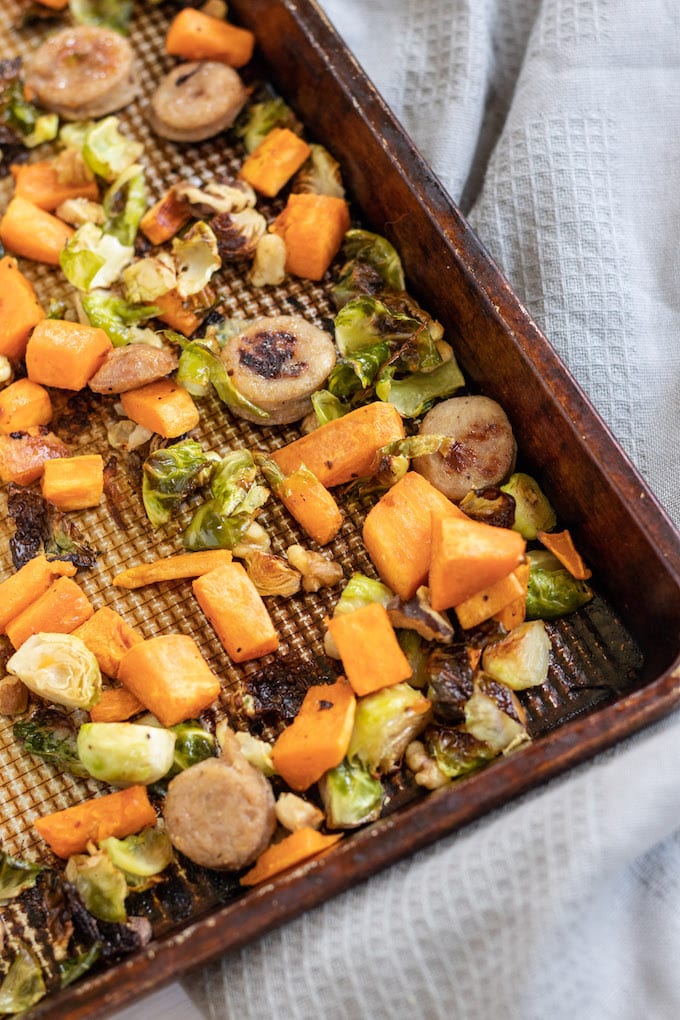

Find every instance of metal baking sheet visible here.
[1,2,679,1017]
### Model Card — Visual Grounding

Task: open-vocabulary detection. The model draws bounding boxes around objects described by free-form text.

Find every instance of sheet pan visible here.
[0,1,679,1016]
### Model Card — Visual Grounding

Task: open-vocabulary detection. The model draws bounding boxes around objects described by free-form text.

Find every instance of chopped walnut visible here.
[286,544,344,592]
[244,551,301,597]
[405,740,450,790]
[200,0,228,17]
[249,233,287,287]
[0,675,28,716]
[55,197,106,227]
[275,792,324,833]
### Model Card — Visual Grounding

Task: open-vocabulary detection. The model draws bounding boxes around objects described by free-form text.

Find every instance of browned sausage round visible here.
[24,26,138,121]
[149,62,249,143]
[163,734,276,870]
[220,315,337,425]
[413,395,516,502]
[88,345,179,394]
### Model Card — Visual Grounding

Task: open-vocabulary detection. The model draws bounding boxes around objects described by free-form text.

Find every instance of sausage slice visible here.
[220,314,337,424]
[24,26,139,121]
[163,731,276,871]
[413,395,517,502]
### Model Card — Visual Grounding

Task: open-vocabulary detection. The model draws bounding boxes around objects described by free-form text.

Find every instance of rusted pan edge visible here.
[25,661,680,1020]
[232,0,680,661]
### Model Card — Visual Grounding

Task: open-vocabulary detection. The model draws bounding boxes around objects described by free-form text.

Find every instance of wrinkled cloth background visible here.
[114,1,680,1017]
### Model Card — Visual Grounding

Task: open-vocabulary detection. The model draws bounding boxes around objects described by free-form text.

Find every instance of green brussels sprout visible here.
[500,473,557,539]
[176,341,268,419]
[334,296,442,374]
[0,851,42,905]
[101,827,174,883]
[70,0,133,34]
[59,945,102,990]
[77,722,176,786]
[0,60,58,148]
[81,116,143,181]
[13,707,90,777]
[333,572,393,615]
[102,163,147,246]
[60,222,134,292]
[375,354,465,418]
[464,674,530,754]
[0,941,46,1014]
[168,720,217,776]
[183,450,270,551]
[348,682,432,775]
[425,726,496,780]
[310,389,348,426]
[327,340,390,398]
[481,620,551,690]
[7,633,102,711]
[234,96,302,153]
[82,289,160,347]
[331,229,405,308]
[319,759,384,829]
[525,550,594,620]
[65,850,129,923]
[142,439,217,528]
[396,630,429,689]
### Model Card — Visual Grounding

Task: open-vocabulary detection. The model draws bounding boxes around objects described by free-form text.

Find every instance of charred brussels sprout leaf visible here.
[525,550,594,620]
[103,163,147,247]
[331,229,405,308]
[292,143,345,198]
[14,707,90,778]
[425,647,475,724]
[464,675,530,754]
[0,851,42,905]
[65,851,129,924]
[334,296,442,374]
[142,439,216,528]
[425,726,496,780]
[501,473,557,540]
[375,355,465,419]
[320,759,384,828]
[459,486,517,530]
[0,941,46,1014]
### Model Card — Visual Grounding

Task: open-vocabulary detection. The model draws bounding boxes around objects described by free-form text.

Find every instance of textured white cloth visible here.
[115,1,680,1017]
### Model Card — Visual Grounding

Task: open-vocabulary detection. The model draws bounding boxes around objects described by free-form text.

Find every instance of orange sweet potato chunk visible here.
[26,319,113,391]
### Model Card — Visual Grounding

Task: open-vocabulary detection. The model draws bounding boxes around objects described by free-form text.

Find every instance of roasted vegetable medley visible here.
[0,0,599,1010]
